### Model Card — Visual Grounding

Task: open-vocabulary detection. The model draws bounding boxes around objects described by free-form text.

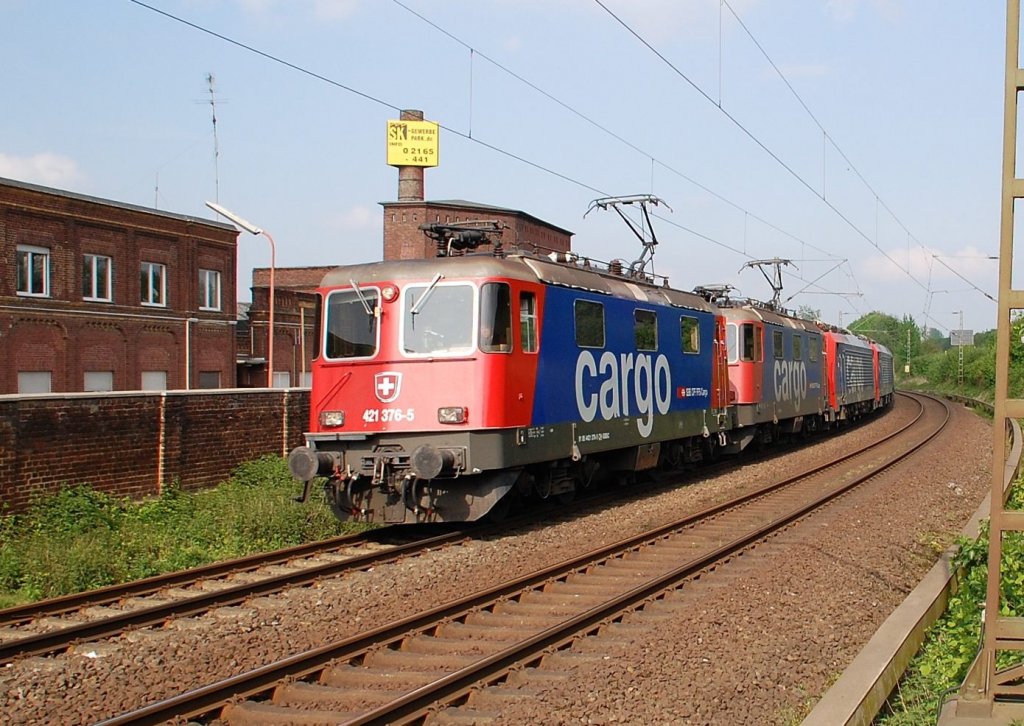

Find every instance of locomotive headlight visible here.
[381,285,398,302]
[438,406,467,424]
[320,410,345,427]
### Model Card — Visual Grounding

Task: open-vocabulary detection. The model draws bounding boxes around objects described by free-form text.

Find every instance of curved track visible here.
[98,393,947,725]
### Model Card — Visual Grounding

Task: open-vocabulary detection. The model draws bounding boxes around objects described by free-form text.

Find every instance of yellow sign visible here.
[386,120,439,167]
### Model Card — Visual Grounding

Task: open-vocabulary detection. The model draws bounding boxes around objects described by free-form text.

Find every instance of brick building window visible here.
[83,254,112,302]
[141,371,167,391]
[141,261,166,306]
[199,269,221,311]
[17,371,51,393]
[84,371,114,392]
[198,371,220,389]
[16,245,50,297]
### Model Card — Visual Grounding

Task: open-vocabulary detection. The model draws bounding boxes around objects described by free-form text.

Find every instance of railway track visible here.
[0,525,474,663]
[99,392,948,725]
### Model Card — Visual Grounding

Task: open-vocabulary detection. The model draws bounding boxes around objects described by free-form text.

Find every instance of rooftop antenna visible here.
[740,257,795,311]
[206,73,221,204]
[585,194,670,276]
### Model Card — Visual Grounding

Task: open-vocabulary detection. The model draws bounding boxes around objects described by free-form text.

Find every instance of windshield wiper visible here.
[410,273,444,317]
[349,279,374,316]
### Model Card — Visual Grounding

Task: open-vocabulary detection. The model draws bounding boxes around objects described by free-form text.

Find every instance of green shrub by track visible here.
[0,456,367,608]
[875,484,1024,724]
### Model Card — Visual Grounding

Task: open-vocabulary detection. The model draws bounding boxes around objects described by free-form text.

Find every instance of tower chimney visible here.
[397,109,425,202]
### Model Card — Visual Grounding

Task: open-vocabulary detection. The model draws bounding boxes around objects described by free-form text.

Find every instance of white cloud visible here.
[0,152,83,186]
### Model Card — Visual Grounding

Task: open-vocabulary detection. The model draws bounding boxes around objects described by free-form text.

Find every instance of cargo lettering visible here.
[575,351,672,437]
[773,359,808,406]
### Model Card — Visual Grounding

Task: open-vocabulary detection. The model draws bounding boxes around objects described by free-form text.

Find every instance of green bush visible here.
[878,486,1024,724]
[0,456,368,606]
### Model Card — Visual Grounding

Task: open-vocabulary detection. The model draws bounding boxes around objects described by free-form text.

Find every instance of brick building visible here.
[241,266,332,388]
[381,199,573,260]
[0,177,239,394]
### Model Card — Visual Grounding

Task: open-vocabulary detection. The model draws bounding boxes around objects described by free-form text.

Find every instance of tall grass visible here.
[0,456,366,608]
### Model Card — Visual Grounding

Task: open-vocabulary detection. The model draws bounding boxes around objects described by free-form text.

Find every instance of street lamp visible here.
[206,201,276,388]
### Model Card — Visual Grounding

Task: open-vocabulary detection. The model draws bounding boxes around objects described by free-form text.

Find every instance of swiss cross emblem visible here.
[374,372,402,403]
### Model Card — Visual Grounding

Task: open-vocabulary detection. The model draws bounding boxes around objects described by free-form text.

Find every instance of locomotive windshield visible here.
[324,288,379,359]
[402,282,474,356]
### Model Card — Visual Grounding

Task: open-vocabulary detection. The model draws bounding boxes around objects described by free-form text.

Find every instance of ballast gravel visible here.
[0,396,992,725]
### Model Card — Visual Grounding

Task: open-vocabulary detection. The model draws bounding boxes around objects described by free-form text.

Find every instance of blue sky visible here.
[1,0,1006,336]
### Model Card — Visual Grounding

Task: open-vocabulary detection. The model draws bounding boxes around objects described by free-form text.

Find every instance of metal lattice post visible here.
[955,0,1024,717]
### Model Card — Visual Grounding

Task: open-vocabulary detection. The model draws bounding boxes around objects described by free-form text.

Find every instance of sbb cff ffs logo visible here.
[374,372,402,403]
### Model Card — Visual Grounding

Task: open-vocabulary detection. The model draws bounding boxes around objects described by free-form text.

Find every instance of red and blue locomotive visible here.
[288,225,894,524]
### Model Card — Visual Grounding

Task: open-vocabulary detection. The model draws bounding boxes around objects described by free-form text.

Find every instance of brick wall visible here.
[381,201,573,261]
[0,388,310,513]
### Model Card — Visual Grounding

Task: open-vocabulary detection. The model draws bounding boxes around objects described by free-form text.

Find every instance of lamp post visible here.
[206,201,276,388]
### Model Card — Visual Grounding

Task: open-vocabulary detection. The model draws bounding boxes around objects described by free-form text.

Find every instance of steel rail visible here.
[0,529,382,625]
[97,392,943,726]
[0,527,473,663]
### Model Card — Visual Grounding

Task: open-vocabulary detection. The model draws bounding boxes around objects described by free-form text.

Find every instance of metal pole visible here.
[203,202,276,389]
[300,306,306,383]
[184,317,191,391]
[261,231,276,388]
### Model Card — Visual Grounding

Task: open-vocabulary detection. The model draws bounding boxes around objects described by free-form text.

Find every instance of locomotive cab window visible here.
[728,323,761,363]
[634,309,657,351]
[574,300,605,348]
[479,282,512,353]
[793,334,803,360]
[520,292,538,353]
[403,282,474,356]
[808,335,820,362]
[681,316,699,354]
[325,288,379,359]
[740,323,761,362]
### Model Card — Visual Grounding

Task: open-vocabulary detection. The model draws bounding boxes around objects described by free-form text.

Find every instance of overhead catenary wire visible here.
[387,0,844,268]
[127,0,611,199]
[130,0,884,311]
[127,0,849,302]
[720,0,999,313]
[592,0,932,293]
